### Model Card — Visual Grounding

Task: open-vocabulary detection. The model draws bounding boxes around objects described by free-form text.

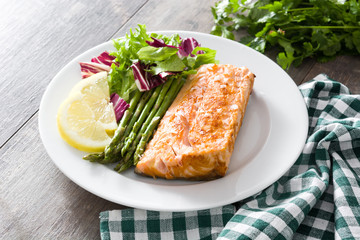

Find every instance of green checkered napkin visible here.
[100,74,360,240]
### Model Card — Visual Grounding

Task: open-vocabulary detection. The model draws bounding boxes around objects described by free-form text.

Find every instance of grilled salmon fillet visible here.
[135,64,255,180]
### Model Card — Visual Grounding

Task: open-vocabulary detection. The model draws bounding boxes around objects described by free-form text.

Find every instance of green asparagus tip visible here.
[83,152,105,163]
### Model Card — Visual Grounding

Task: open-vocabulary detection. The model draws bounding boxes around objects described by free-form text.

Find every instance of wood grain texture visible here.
[1,0,359,239]
[0,0,147,147]
[0,116,122,239]
[112,0,218,37]
[301,55,360,93]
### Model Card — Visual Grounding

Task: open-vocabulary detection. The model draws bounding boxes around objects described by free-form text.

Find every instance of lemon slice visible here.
[57,71,118,152]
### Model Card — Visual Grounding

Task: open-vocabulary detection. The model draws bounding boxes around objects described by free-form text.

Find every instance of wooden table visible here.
[1,0,359,238]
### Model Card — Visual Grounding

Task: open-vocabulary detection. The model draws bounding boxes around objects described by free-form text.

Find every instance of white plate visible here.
[39,31,308,211]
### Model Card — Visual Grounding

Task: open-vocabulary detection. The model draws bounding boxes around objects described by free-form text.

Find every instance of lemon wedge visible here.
[57,72,118,152]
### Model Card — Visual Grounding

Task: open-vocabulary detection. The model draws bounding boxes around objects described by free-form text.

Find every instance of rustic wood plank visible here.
[0,115,124,239]
[256,48,360,89]
[111,0,218,38]
[0,0,147,147]
[301,55,360,94]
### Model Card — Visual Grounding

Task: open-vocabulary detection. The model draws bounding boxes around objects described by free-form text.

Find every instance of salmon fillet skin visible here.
[134,64,255,180]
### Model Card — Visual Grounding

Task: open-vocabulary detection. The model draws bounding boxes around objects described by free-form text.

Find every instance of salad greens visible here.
[109,24,217,92]
[82,24,218,172]
[211,0,360,69]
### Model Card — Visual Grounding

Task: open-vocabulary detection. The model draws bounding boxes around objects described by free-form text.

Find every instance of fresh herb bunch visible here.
[211,0,360,69]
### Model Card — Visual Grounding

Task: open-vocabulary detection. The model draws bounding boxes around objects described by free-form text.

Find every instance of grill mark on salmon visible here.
[135,64,255,180]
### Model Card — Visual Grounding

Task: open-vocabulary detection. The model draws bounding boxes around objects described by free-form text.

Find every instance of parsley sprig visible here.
[211,0,360,69]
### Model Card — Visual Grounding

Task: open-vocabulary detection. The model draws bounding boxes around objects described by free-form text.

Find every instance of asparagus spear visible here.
[120,77,174,156]
[116,86,162,158]
[103,89,157,163]
[111,89,154,155]
[133,77,185,164]
[115,77,181,172]
[116,158,133,172]
[114,149,134,172]
[83,152,104,162]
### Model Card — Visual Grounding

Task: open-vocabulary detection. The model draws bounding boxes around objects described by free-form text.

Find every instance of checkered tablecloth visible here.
[100,74,360,240]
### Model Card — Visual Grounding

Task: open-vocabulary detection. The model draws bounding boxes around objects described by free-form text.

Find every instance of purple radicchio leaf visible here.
[177,37,204,58]
[91,51,116,66]
[146,37,177,48]
[79,51,117,78]
[79,62,112,79]
[110,93,130,122]
[131,61,167,92]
